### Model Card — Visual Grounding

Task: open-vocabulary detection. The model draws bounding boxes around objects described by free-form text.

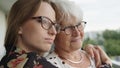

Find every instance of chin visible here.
[71,42,82,49]
[71,42,82,45]
[33,45,50,52]
[36,48,50,53]
[42,44,52,51]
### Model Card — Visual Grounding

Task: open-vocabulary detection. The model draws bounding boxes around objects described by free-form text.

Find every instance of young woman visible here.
[0,0,58,68]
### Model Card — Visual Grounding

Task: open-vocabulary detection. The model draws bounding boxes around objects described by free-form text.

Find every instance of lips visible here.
[71,38,81,42]
[45,38,54,44]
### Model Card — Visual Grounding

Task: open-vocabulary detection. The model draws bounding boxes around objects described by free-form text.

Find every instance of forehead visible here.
[60,16,79,27]
[34,2,55,21]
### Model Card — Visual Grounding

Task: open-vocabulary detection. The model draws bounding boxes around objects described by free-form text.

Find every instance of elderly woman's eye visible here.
[76,23,81,26]
[36,19,42,23]
[42,19,47,23]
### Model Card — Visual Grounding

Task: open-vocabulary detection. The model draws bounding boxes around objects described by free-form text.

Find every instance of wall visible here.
[0,10,6,60]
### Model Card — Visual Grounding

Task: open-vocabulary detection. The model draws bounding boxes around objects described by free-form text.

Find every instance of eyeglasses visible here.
[60,21,87,35]
[32,16,60,32]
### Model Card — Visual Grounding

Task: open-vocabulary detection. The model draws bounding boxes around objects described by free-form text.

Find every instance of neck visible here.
[55,47,82,61]
[16,37,31,53]
[16,37,44,56]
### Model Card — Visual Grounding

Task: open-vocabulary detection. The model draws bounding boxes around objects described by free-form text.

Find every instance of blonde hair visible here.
[50,0,83,24]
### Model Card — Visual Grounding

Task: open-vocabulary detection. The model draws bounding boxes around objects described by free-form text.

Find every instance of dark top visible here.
[0,47,57,68]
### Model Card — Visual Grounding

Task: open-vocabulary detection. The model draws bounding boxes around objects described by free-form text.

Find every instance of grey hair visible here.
[50,0,83,22]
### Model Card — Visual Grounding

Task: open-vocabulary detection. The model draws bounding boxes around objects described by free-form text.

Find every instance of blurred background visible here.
[0,0,120,67]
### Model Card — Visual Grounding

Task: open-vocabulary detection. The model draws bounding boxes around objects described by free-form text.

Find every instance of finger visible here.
[95,46,112,66]
[84,44,102,67]
[95,46,110,61]
[105,60,112,67]
[84,44,94,58]
[93,48,102,68]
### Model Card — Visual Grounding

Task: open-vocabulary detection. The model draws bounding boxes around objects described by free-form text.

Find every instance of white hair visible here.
[50,0,83,21]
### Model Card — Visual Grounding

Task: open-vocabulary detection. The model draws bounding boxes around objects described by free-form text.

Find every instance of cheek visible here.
[23,21,45,36]
[56,33,71,46]
[22,22,45,43]
[80,31,84,39]
[56,33,68,42]
[21,27,46,50]
[23,26,39,37]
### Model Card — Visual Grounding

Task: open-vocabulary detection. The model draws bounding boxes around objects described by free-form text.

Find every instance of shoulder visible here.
[0,52,21,68]
[46,51,65,68]
[1,52,57,68]
[46,51,59,64]
[81,50,96,68]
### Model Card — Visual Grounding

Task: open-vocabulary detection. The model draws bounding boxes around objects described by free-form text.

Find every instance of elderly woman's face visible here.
[18,2,56,52]
[55,16,84,51]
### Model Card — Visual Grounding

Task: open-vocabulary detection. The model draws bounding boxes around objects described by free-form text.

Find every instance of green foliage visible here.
[103,30,120,56]
[83,37,97,47]
[83,33,104,47]
[84,29,120,56]
[103,30,120,40]
[104,39,120,56]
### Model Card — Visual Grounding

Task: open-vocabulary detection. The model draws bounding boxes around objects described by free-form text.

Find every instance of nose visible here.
[48,25,57,35]
[72,27,80,37]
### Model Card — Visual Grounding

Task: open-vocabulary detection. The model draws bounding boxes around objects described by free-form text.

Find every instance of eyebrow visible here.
[53,20,56,23]
[63,22,80,27]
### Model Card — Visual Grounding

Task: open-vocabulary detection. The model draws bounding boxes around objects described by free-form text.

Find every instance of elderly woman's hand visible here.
[84,44,112,68]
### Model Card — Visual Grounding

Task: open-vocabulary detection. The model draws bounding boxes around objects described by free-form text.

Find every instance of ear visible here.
[18,27,23,34]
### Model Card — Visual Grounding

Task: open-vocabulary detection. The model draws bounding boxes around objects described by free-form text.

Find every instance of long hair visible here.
[4,0,50,55]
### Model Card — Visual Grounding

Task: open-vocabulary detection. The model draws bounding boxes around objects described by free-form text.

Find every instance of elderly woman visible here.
[0,0,59,68]
[46,0,112,68]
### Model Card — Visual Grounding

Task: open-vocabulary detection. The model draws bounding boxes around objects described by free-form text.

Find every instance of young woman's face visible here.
[19,2,56,52]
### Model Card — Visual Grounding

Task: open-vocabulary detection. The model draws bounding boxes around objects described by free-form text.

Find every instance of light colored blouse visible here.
[46,51,96,68]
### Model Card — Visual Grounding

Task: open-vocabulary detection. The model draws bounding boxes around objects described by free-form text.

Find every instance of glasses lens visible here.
[32,16,59,30]
[54,23,61,33]
[77,22,86,31]
[41,17,52,30]
[42,17,61,32]
[63,21,86,35]
[65,27,72,34]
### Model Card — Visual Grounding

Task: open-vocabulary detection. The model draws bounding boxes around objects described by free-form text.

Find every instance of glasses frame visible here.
[32,16,60,31]
[60,21,87,35]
